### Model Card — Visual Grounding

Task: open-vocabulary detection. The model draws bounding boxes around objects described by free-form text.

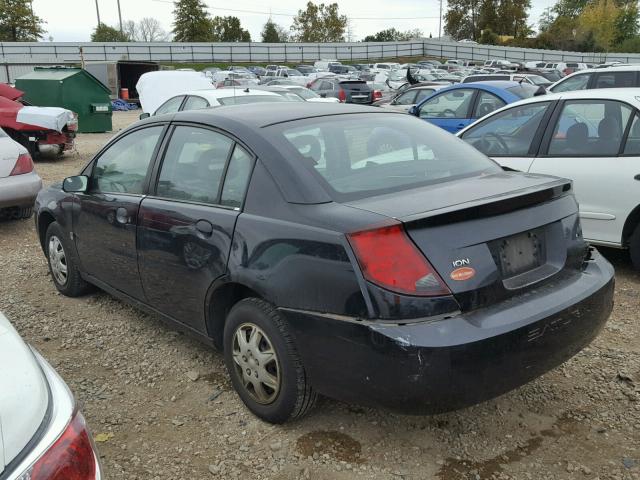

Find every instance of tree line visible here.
[445,0,640,53]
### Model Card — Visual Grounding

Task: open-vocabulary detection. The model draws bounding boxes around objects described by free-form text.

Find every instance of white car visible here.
[146,88,288,117]
[313,59,341,72]
[0,312,102,479]
[0,128,42,220]
[277,85,340,103]
[549,65,640,93]
[457,88,640,266]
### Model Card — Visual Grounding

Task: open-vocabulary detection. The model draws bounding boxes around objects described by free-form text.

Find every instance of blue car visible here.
[409,81,544,133]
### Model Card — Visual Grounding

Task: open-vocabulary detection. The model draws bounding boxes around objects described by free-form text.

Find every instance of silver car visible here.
[0,312,102,479]
[0,128,42,220]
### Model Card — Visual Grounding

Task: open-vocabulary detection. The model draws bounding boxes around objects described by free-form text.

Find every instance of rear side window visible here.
[92,126,163,194]
[461,102,551,156]
[472,91,506,118]
[594,71,636,88]
[221,145,254,208]
[155,96,184,115]
[548,100,632,156]
[156,126,233,204]
[623,113,640,155]
[183,96,209,111]
[551,74,591,93]
[273,114,501,201]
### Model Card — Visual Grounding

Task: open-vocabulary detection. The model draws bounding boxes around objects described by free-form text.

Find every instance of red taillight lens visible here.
[373,90,382,100]
[306,82,312,88]
[10,153,34,176]
[27,411,97,480]
[348,224,451,296]
[338,88,346,102]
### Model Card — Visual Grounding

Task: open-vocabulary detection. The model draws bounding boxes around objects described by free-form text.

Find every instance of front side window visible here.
[551,74,591,93]
[461,102,551,156]
[92,126,163,194]
[155,96,184,115]
[273,114,501,201]
[548,100,632,156]
[156,126,233,204]
[419,89,475,119]
[472,91,506,118]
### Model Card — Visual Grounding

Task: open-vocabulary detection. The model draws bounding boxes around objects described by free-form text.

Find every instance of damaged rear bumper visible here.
[281,249,614,413]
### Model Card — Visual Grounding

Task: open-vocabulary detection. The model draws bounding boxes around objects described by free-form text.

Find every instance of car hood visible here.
[0,312,49,474]
[343,171,568,221]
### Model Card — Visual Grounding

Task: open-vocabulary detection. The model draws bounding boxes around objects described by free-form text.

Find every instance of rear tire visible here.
[223,298,317,423]
[45,222,90,297]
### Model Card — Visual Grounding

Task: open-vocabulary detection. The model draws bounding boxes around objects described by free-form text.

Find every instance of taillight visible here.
[21,411,97,480]
[306,82,312,88]
[373,90,382,100]
[10,153,34,176]
[338,88,346,102]
[348,224,451,296]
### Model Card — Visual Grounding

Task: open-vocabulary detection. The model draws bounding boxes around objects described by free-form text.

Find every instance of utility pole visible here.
[117,0,123,33]
[95,0,101,26]
[438,0,442,39]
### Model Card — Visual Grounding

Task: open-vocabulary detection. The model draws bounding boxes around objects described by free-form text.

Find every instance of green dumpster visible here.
[15,67,112,133]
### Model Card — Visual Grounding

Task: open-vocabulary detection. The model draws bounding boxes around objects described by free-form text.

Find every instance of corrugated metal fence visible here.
[0,38,639,82]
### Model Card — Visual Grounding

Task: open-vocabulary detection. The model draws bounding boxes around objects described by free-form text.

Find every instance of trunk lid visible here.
[340,81,372,104]
[345,172,586,310]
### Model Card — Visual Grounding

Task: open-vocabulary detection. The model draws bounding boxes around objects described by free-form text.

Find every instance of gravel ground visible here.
[0,111,639,480]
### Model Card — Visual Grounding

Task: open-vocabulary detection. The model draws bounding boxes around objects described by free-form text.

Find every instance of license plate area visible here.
[494,228,545,278]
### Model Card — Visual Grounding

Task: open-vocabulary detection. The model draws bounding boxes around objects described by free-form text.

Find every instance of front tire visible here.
[223,298,316,423]
[45,222,90,297]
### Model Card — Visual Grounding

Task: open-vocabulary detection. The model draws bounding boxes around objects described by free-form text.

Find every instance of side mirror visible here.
[63,175,88,193]
[408,106,418,116]
[320,93,327,98]
[139,112,150,120]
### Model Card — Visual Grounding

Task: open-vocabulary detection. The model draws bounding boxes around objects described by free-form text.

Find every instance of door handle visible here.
[115,207,129,224]
[634,174,640,181]
[195,219,214,236]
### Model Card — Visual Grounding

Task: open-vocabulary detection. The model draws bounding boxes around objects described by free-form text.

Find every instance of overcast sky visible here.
[33,0,554,42]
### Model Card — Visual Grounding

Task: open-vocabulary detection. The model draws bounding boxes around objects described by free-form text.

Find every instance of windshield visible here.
[270,114,501,201]
[218,95,288,106]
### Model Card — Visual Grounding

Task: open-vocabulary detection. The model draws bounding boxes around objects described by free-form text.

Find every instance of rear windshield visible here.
[270,114,501,201]
[340,81,369,90]
[506,84,542,99]
[218,95,287,106]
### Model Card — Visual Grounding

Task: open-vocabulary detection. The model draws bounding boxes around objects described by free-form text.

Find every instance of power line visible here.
[151,0,439,20]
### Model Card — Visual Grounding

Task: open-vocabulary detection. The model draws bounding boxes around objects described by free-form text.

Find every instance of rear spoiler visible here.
[401,179,573,227]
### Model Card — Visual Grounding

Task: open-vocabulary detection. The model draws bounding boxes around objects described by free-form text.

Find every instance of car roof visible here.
[445,80,523,90]
[560,65,640,77]
[166,102,398,129]
[182,88,280,99]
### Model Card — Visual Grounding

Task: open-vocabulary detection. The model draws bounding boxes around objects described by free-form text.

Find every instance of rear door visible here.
[137,124,254,332]
[529,99,637,245]
[74,125,165,300]
[417,88,477,133]
[459,100,555,172]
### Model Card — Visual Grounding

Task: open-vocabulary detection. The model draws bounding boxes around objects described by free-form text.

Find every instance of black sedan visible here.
[34,103,614,423]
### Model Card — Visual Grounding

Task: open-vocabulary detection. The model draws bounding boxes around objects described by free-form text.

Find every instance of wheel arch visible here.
[205,280,263,350]
[621,204,640,247]
[37,210,57,252]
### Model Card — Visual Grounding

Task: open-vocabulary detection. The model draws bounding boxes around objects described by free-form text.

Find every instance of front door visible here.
[73,125,164,300]
[137,125,255,332]
[417,88,476,133]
